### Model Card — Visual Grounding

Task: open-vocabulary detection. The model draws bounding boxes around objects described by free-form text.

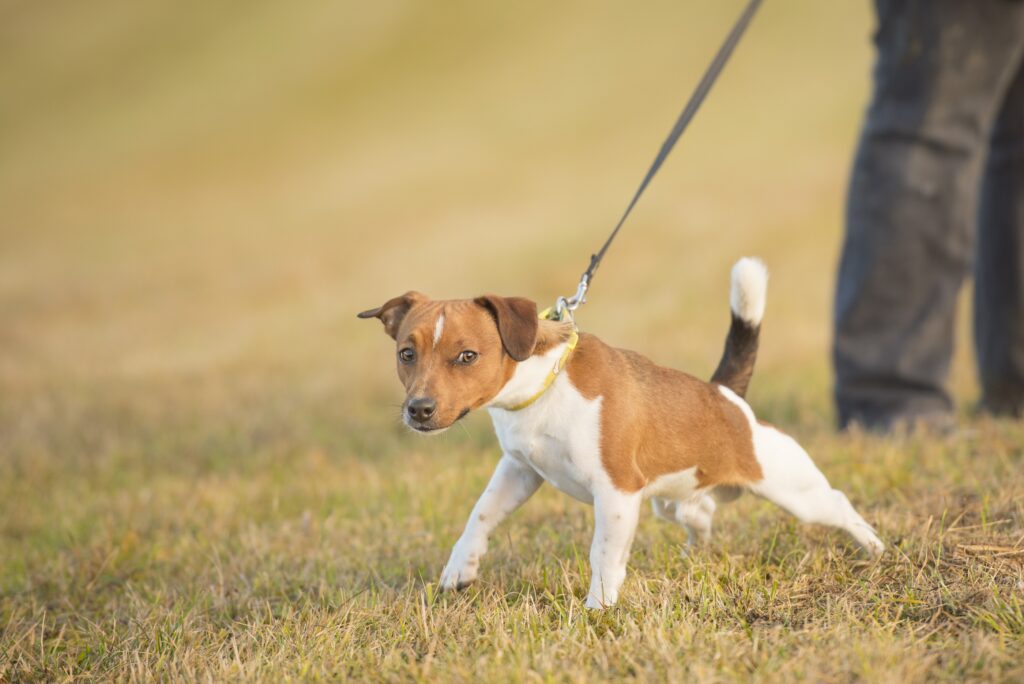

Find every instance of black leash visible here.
[556,0,763,317]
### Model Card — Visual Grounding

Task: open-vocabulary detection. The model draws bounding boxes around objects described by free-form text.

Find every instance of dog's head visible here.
[358,292,539,433]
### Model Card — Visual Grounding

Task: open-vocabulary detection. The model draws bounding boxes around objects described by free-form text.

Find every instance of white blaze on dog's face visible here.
[358,292,538,433]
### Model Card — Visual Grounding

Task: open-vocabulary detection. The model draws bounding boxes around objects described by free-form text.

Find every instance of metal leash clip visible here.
[553,273,589,321]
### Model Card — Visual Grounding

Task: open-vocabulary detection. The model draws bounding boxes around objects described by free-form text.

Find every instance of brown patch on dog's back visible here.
[567,334,764,493]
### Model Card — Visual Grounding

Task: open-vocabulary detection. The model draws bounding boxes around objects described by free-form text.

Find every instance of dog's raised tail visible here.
[711,257,767,398]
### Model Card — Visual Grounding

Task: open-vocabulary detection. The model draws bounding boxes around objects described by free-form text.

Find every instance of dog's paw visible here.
[439,565,477,592]
[849,518,885,558]
[860,529,885,559]
[439,538,484,591]
[585,581,620,609]
[584,592,617,610]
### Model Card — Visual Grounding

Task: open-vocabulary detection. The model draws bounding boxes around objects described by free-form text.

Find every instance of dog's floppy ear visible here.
[357,291,426,339]
[474,295,538,362]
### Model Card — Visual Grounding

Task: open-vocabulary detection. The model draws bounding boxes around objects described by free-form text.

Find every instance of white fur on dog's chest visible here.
[488,371,606,505]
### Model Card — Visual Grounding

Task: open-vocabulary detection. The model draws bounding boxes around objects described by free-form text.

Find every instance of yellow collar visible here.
[504,311,579,412]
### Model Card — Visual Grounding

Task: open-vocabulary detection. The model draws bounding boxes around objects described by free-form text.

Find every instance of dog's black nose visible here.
[407,398,437,422]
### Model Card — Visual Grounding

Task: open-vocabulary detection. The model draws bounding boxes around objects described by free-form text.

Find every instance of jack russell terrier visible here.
[358,258,884,608]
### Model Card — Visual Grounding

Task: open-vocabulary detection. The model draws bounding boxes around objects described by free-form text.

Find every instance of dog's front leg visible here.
[586,489,642,609]
[439,455,543,592]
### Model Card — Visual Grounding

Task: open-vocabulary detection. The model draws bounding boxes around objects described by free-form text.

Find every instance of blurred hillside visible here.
[2,1,950,422]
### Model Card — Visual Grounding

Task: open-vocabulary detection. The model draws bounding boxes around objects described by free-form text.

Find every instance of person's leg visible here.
[834,0,1024,431]
[975,60,1024,417]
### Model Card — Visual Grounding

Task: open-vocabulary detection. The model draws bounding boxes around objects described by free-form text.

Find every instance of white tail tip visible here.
[730,257,768,325]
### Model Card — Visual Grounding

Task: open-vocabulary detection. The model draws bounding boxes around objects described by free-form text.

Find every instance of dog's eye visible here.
[455,350,478,365]
[398,347,416,364]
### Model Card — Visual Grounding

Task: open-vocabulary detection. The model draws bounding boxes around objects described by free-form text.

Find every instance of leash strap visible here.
[572,0,763,304]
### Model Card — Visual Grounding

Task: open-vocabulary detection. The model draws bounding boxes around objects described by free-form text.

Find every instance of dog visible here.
[358,258,884,608]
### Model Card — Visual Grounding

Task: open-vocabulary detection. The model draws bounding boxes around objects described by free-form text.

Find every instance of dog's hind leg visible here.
[678,495,716,544]
[747,426,884,557]
[651,497,678,524]
[439,455,543,591]
[652,495,716,548]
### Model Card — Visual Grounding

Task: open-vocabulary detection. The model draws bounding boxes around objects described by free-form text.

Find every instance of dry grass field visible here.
[2,1,1023,681]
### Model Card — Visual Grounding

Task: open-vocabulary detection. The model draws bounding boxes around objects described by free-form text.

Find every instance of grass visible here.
[2,388,1023,681]
[2,0,1023,681]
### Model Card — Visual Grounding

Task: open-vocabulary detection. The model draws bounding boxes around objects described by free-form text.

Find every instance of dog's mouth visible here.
[412,424,445,433]
[405,407,471,435]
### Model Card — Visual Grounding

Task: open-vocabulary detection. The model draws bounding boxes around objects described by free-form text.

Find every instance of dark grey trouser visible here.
[834,0,1024,430]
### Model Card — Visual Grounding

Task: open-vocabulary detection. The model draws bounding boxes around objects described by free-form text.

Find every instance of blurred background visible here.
[0,0,979,470]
